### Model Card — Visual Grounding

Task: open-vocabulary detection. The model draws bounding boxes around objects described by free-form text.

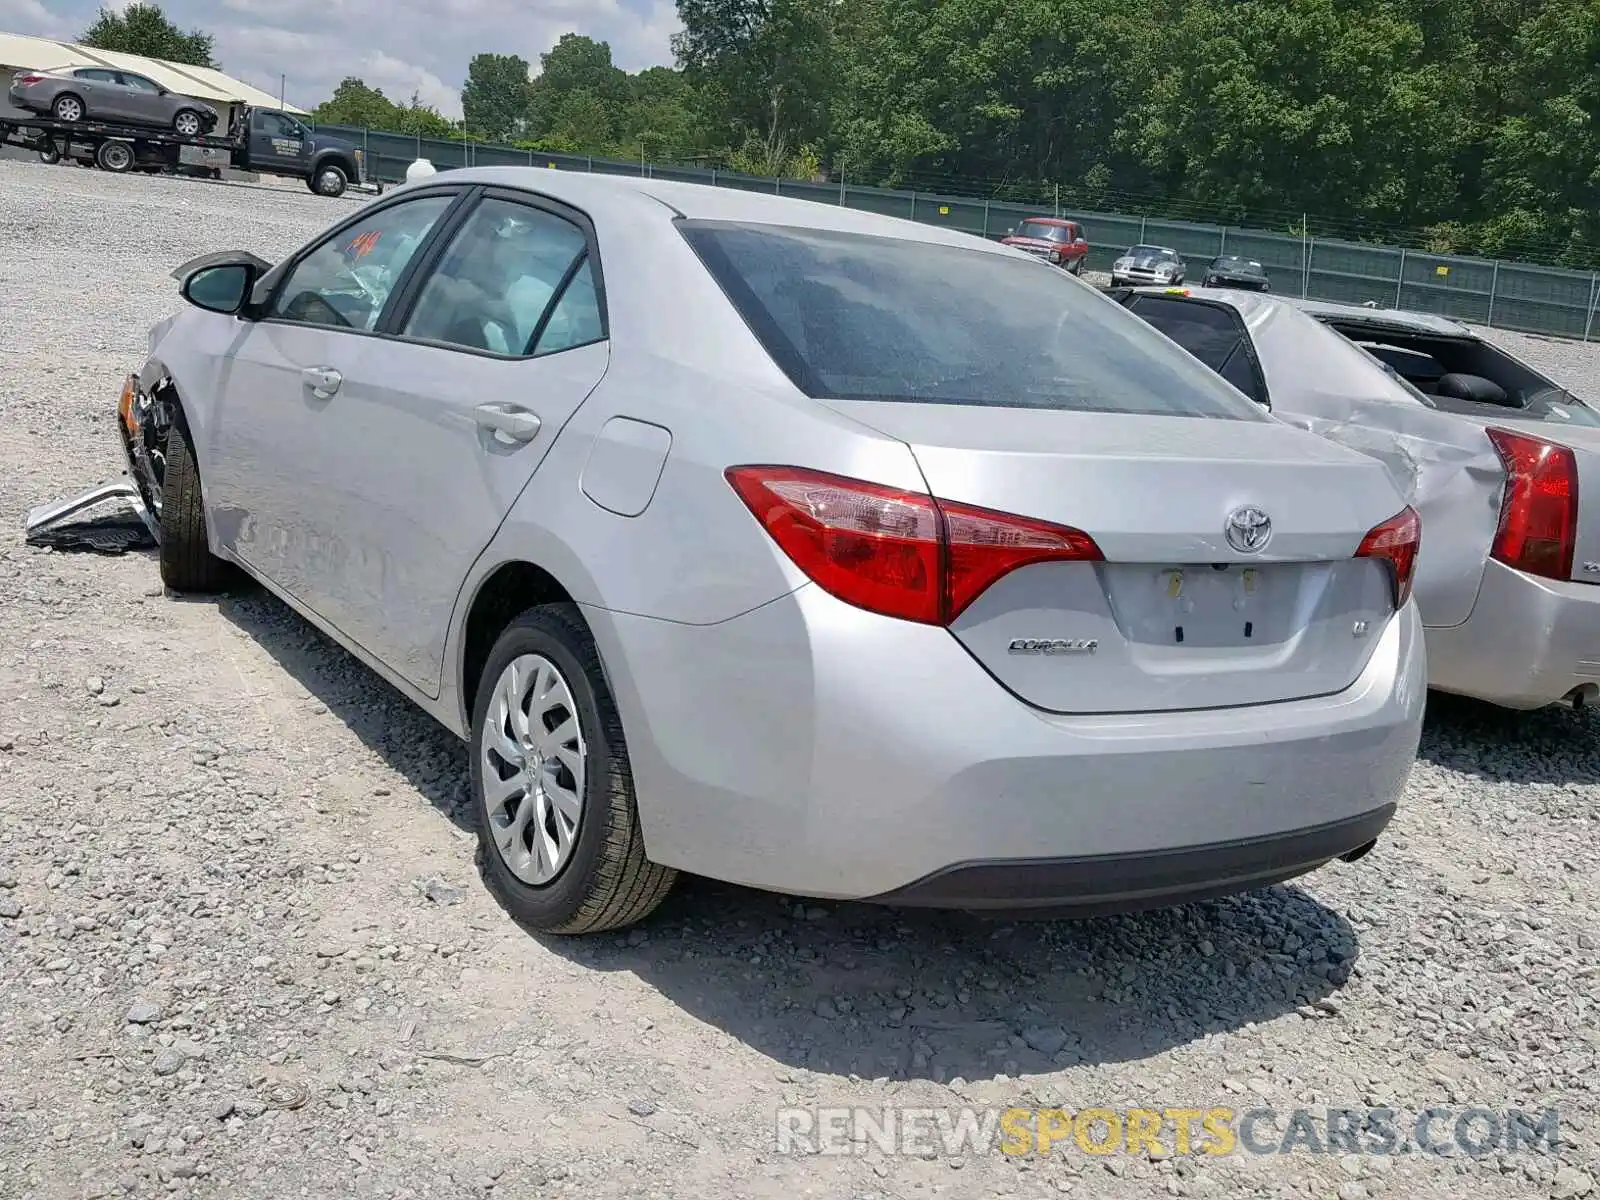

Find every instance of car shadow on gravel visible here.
[544,877,1359,1080]
[1420,690,1600,786]
[216,588,1361,1080]
[215,590,475,832]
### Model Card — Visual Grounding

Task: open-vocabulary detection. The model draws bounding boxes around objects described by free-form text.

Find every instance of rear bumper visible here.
[592,585,1425,905]
[1426,558,1600,709]
[871,804,1394,913]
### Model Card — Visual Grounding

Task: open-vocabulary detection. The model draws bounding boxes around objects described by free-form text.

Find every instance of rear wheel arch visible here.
[460,561,586,728]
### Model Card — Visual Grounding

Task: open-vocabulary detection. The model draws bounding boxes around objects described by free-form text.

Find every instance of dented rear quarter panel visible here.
[1239,298,1506,629]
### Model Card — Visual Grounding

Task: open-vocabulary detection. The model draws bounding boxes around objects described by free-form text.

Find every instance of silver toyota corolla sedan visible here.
[1118,285,1600,710]
[114,170,1425,934]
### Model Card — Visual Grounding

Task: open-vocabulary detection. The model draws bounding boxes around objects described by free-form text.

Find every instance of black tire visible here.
[172,109,203,137]
[1069,258,1084,276]
[158,414,231,593]
[95,140,134,172]
[470,604,676,935]
[51,93,84,123]
[310,162,348,197]
[37,142,61,165]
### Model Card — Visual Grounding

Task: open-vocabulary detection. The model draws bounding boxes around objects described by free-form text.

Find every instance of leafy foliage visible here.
[297,0,1600,262]
[79,3,216,68]
[311,78,455,139]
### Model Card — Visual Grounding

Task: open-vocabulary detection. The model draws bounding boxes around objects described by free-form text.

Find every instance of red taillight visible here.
[1356,506,1421,608]
[16,74,45,85]
[1486,427,1578,581]
[725,465,1102,625]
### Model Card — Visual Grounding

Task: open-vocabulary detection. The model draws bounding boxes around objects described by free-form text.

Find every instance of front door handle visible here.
[473,403,541,444]
[301,366,342,397]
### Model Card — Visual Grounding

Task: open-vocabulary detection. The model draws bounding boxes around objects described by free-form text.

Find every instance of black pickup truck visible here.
[0,103,373,197]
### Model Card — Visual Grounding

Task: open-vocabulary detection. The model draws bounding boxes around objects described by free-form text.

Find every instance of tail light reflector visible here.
[16,74,45,85]
[1486,427,1578,581]
[1356,506,1421,608]
[725,465,1102,625]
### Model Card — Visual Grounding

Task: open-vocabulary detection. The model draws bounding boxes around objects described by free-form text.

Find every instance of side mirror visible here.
[172,249,272,316]
[182,264,254,314]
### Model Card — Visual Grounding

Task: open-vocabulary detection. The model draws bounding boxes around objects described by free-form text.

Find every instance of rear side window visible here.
[681,222,1266,420]
[1124,295,1269,407]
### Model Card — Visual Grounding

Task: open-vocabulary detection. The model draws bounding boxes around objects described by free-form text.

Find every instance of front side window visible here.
[120,73,160,93]
[401,197,599,356]
[270,195,455,331]
[683,222,1267,419]
[259,113,302,139]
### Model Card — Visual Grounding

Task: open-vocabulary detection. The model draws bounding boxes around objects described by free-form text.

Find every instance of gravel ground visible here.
[2,158,1600,1200]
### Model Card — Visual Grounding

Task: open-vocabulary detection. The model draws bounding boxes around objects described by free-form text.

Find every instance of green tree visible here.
[462,53,533,140]
[79,2,216,67]
[674,0,839,172]
[312,78,454,139]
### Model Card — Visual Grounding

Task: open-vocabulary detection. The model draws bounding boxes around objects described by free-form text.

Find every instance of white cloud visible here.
[15,0,682,119]
[0,0,72,38]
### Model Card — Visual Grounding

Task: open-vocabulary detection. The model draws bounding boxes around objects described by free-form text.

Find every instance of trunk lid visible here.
[831,403,1408,713]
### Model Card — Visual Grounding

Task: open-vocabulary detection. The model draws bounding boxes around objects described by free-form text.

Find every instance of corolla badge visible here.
[1225,506,1273,554]
[1008,638,1098,656]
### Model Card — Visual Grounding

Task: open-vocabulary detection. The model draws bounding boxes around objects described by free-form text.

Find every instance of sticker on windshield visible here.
[346,230,382,260]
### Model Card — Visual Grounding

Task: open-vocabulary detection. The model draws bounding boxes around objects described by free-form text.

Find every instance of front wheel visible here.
[470,605,676,934]
[172,109,203,137]
[309,163,347,197]
[158,413,232,593]
[1069,257,1084,276]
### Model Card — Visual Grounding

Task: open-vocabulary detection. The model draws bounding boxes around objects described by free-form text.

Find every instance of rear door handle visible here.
[301,366,342,397]
[473,403,541,444]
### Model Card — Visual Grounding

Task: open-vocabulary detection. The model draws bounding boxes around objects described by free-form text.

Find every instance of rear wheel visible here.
[470,605,676,934]
[158,414,232,593]
[37,141,61,165]
[50,93,84,123]
[172,109,202,137]
[95,140,134,172]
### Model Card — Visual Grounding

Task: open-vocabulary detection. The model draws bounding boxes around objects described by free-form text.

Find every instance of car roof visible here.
[1285,297,1475,337]
[1018,217,1073,225]
[380,167,1011,254]
[1130,287,1478,338]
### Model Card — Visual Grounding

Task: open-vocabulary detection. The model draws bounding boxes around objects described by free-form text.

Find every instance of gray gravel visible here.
[3,158,1600,1200]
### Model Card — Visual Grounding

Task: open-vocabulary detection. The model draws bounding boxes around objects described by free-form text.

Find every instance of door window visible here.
[119,73,161,92]
[399,197,601,356]
[258,112,304,139]
[1124,295,1269,406]
[73,68,117,83]
[269,195,455,332]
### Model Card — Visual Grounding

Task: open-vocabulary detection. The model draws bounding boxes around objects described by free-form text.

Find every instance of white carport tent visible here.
[0,30,306,123]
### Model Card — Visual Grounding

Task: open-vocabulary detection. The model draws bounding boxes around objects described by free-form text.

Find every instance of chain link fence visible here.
[328,125,1600,342]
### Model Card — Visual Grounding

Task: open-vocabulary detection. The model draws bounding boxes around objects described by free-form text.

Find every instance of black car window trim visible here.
[379,187,610,361]
[1124,293,1272,409]
[253,185,475,336]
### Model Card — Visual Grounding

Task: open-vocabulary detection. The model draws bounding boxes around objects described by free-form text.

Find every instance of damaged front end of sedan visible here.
[23,371,171,553]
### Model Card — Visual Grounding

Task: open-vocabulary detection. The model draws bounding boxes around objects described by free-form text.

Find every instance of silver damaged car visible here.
[116,171,1426,933]
[1119,286,1600,710]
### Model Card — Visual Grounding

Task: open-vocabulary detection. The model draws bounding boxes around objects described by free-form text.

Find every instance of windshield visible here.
[1214,257,1260,270]
[1015,221,1070,243]
[681,221,1268,419]
[1125,246,1170,258]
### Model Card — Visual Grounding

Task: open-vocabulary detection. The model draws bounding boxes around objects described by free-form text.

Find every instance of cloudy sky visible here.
[1,0,681,117]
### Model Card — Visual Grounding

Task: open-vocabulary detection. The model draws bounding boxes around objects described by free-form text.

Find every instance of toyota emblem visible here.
[1225,506,1273,554]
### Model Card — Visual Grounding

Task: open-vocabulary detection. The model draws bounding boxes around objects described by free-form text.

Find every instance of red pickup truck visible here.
[1000,217,1090,274]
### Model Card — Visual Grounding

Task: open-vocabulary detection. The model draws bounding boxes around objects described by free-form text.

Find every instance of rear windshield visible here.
[680,221,1266,419]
